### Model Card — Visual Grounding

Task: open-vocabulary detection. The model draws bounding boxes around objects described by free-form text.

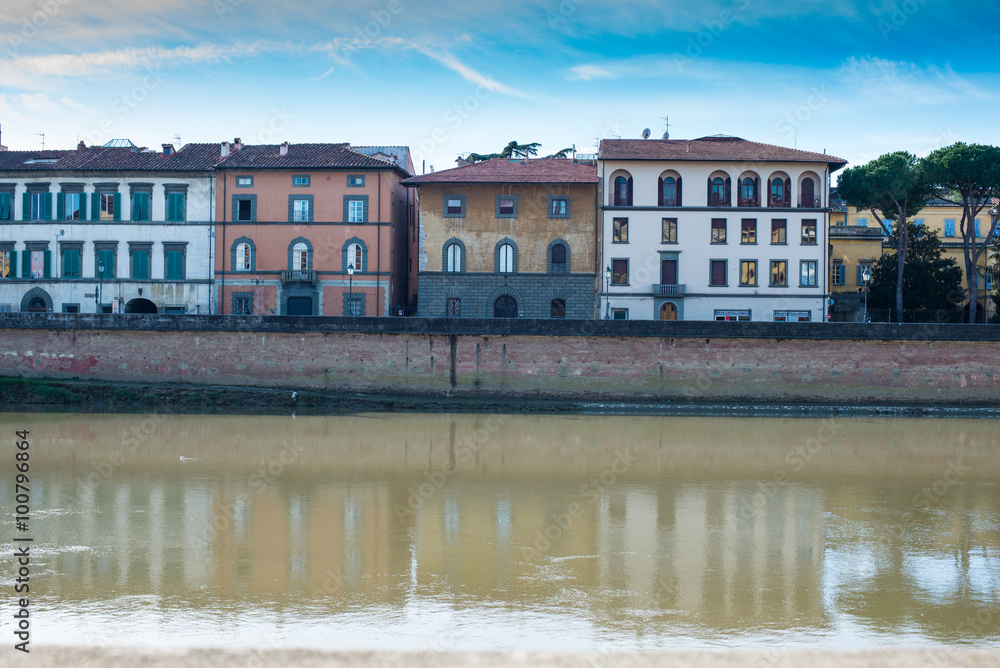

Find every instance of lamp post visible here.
[604,265,611,320]
[862,265,872,323]
[96,260,105,313]
[347,263,355,316]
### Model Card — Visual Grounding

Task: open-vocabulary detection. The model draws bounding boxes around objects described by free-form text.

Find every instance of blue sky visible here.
[1,0,998,176]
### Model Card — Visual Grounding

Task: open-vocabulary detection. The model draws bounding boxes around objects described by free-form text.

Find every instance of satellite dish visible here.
[642,128,651,140]
[663,131,670,140]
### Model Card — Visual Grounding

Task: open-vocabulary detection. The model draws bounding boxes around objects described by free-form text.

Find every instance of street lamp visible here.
[96,260,105,313]
[604,265,611,320]
[862,265,872,323]
[347,263,355,316]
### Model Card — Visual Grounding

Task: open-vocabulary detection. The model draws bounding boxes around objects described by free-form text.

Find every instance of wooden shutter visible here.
[22,249,30,278]
[676,176,682,206]
[725,177,731,205]
[707,177,712,205]
[44,193,53,220]
[626,177,633,206]
[856,265,864,285]
[90,193,99,220]
[22,193,29,221]
[57,193,65,220]
[661,259,677,285]
[658,177,664,206]
[113,193,121,221]
[784,178,791,207]
[43,250,51,278]
[711,260,725,285]
[754,177,760,206]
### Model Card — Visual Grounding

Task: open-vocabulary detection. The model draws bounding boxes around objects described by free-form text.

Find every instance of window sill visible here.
[770,242,788,246]
[769,284,788,288]
[611,241,629,244]
[738,284,758,288]
[741,241,758,245]
[710,242,728,245]
[709,284,729,288]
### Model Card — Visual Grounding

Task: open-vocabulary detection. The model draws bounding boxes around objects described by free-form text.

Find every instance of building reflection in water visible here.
[10,413,999,647]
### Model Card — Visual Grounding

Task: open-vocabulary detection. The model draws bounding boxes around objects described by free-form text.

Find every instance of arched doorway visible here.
[125,298,157,314]
[27,297,47,313]
[494,295,518,318]
[287,296,312,316]
[659,302,678,321]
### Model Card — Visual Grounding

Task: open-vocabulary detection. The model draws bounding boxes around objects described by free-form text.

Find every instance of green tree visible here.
[837,152,932,323]
[867,223,964,315]
[923,142,1000,323]
[467,141,543,163]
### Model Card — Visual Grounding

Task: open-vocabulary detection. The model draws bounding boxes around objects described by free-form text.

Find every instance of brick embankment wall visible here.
[1,314,998,404]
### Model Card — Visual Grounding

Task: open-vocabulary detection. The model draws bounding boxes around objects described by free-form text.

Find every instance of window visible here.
[232,292,254,315]
[445,242,463,272]
[661,177,678,206]
[96,248,115,279]
[131,247,150,280]
[885,220,893,235]
[975,218,981,237]
[711,218,726,244]
[496,195,517,218]
[739,260,757,286]
[551,299,566,318]
[293,175,311,187]
[63,193,83,221]
[800,260,818,287]
[741,219,757,244]
[775,311,811,322]
[166,192,186,222]
[613,218,628,243]
[444,195,465,217]
[292,242,309,271]
[0,192,11,220]
[348,175,365,187]
[944,219,955,237]
[740,178,757,206]
[800,178,816,207]
[99,193,117,220]
[236,176,253,187]
[611,259,628,285]
[0,304,12,312]
[62,304,80,314]
[550,243,567,273]
[857,262,873,286]
[131,192,151,221]
[802,219,817,244]
[769,178,785,206]
[613,175,631,206]
[715,309,750,321]
[0,249,11,278]
[494,295,518,318]
[293,199,310,222]
[30,192,48,220]
[498,243,514,273]
[611,308,628,320]
[164,245,185,280]
[549,196,569,218]
[347,198,366,222]
[710,260,727,286]
[61,247,81,278]
[446,298,461,317]
[345,295,364,317]
[346,242,364,272]
[771,219,787,244]
[29,250,45,278]
[662,218,677,243]
[710,177,726,205]
[236,242,252,271]
[832,260,845,286]
[236,199,252,221]
[857,217,868,227]
[770,260,787,287]
[914,218,924,227]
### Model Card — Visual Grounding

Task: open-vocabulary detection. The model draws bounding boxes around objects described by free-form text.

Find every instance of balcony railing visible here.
[798,197,822,208]
[709,194,731,207]
[281,270,317,282]
[768,196,790,208]
[738,197,760,208]
[653,283,686,296]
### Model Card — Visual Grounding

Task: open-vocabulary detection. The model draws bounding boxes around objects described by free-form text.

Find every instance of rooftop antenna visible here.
[34,133,45,150]
[173,134,181,147]
[794,124,798,149]
[661,116,670,140]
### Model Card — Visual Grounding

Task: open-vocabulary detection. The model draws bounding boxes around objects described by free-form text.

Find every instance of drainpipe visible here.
[377,170,382,315]
[221,169,226,315]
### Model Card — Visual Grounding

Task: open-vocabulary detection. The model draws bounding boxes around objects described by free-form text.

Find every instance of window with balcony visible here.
[659,176,680,206]
[800,177,816,207]
[613,175,632,206]
[292,242,309,271]
[769,178,790,207]
[711,218,727,244]
[739,177,758,207]
[741,219,757,244]
[709,177,729,206]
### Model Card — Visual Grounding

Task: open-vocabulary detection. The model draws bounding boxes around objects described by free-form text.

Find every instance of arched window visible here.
[770,178,784,203]
[662,177,676,206]
[446,243,462,272]
[801,177,815,207]
[550,243,566,273]
[347,243,363,272]
[292,242,308,271]
[613,174,633,206]
[494,295,518,318]
[740,178,756,205]
[236,242,251,271]
[711,177,726,203]
[499,243,514,273]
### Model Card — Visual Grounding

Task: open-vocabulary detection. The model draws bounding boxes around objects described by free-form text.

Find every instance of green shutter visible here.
[0,193,9,220]
[57,193,65,220]
[132,250,148,279]
[91,193,99,220]
[44,193,52,220]
[43,250,51,278]
[113,193,121,221]
[22,193,29,221]
[21,249,30,278]
[77,193,86,221]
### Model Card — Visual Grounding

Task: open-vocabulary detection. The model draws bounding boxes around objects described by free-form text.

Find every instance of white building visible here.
[0,141,218,314]
[598,136,847,321]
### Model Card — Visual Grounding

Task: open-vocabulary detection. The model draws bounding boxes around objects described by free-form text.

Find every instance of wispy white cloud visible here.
[836,56,989,104]
[412,44,531,98]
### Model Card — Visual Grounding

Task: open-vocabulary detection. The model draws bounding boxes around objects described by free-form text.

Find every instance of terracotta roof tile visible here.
[402,158,598,185]
[600,136,847,168]
[217,143,402,170]
[0,144,220,172]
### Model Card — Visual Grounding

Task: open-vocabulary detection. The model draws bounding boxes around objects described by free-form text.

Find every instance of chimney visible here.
[221,141,230,158]
[233,137,243,151]
[280,141,289,156]
[77,140,86,151]
[455,156,469,167]
[162,143,174,156]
